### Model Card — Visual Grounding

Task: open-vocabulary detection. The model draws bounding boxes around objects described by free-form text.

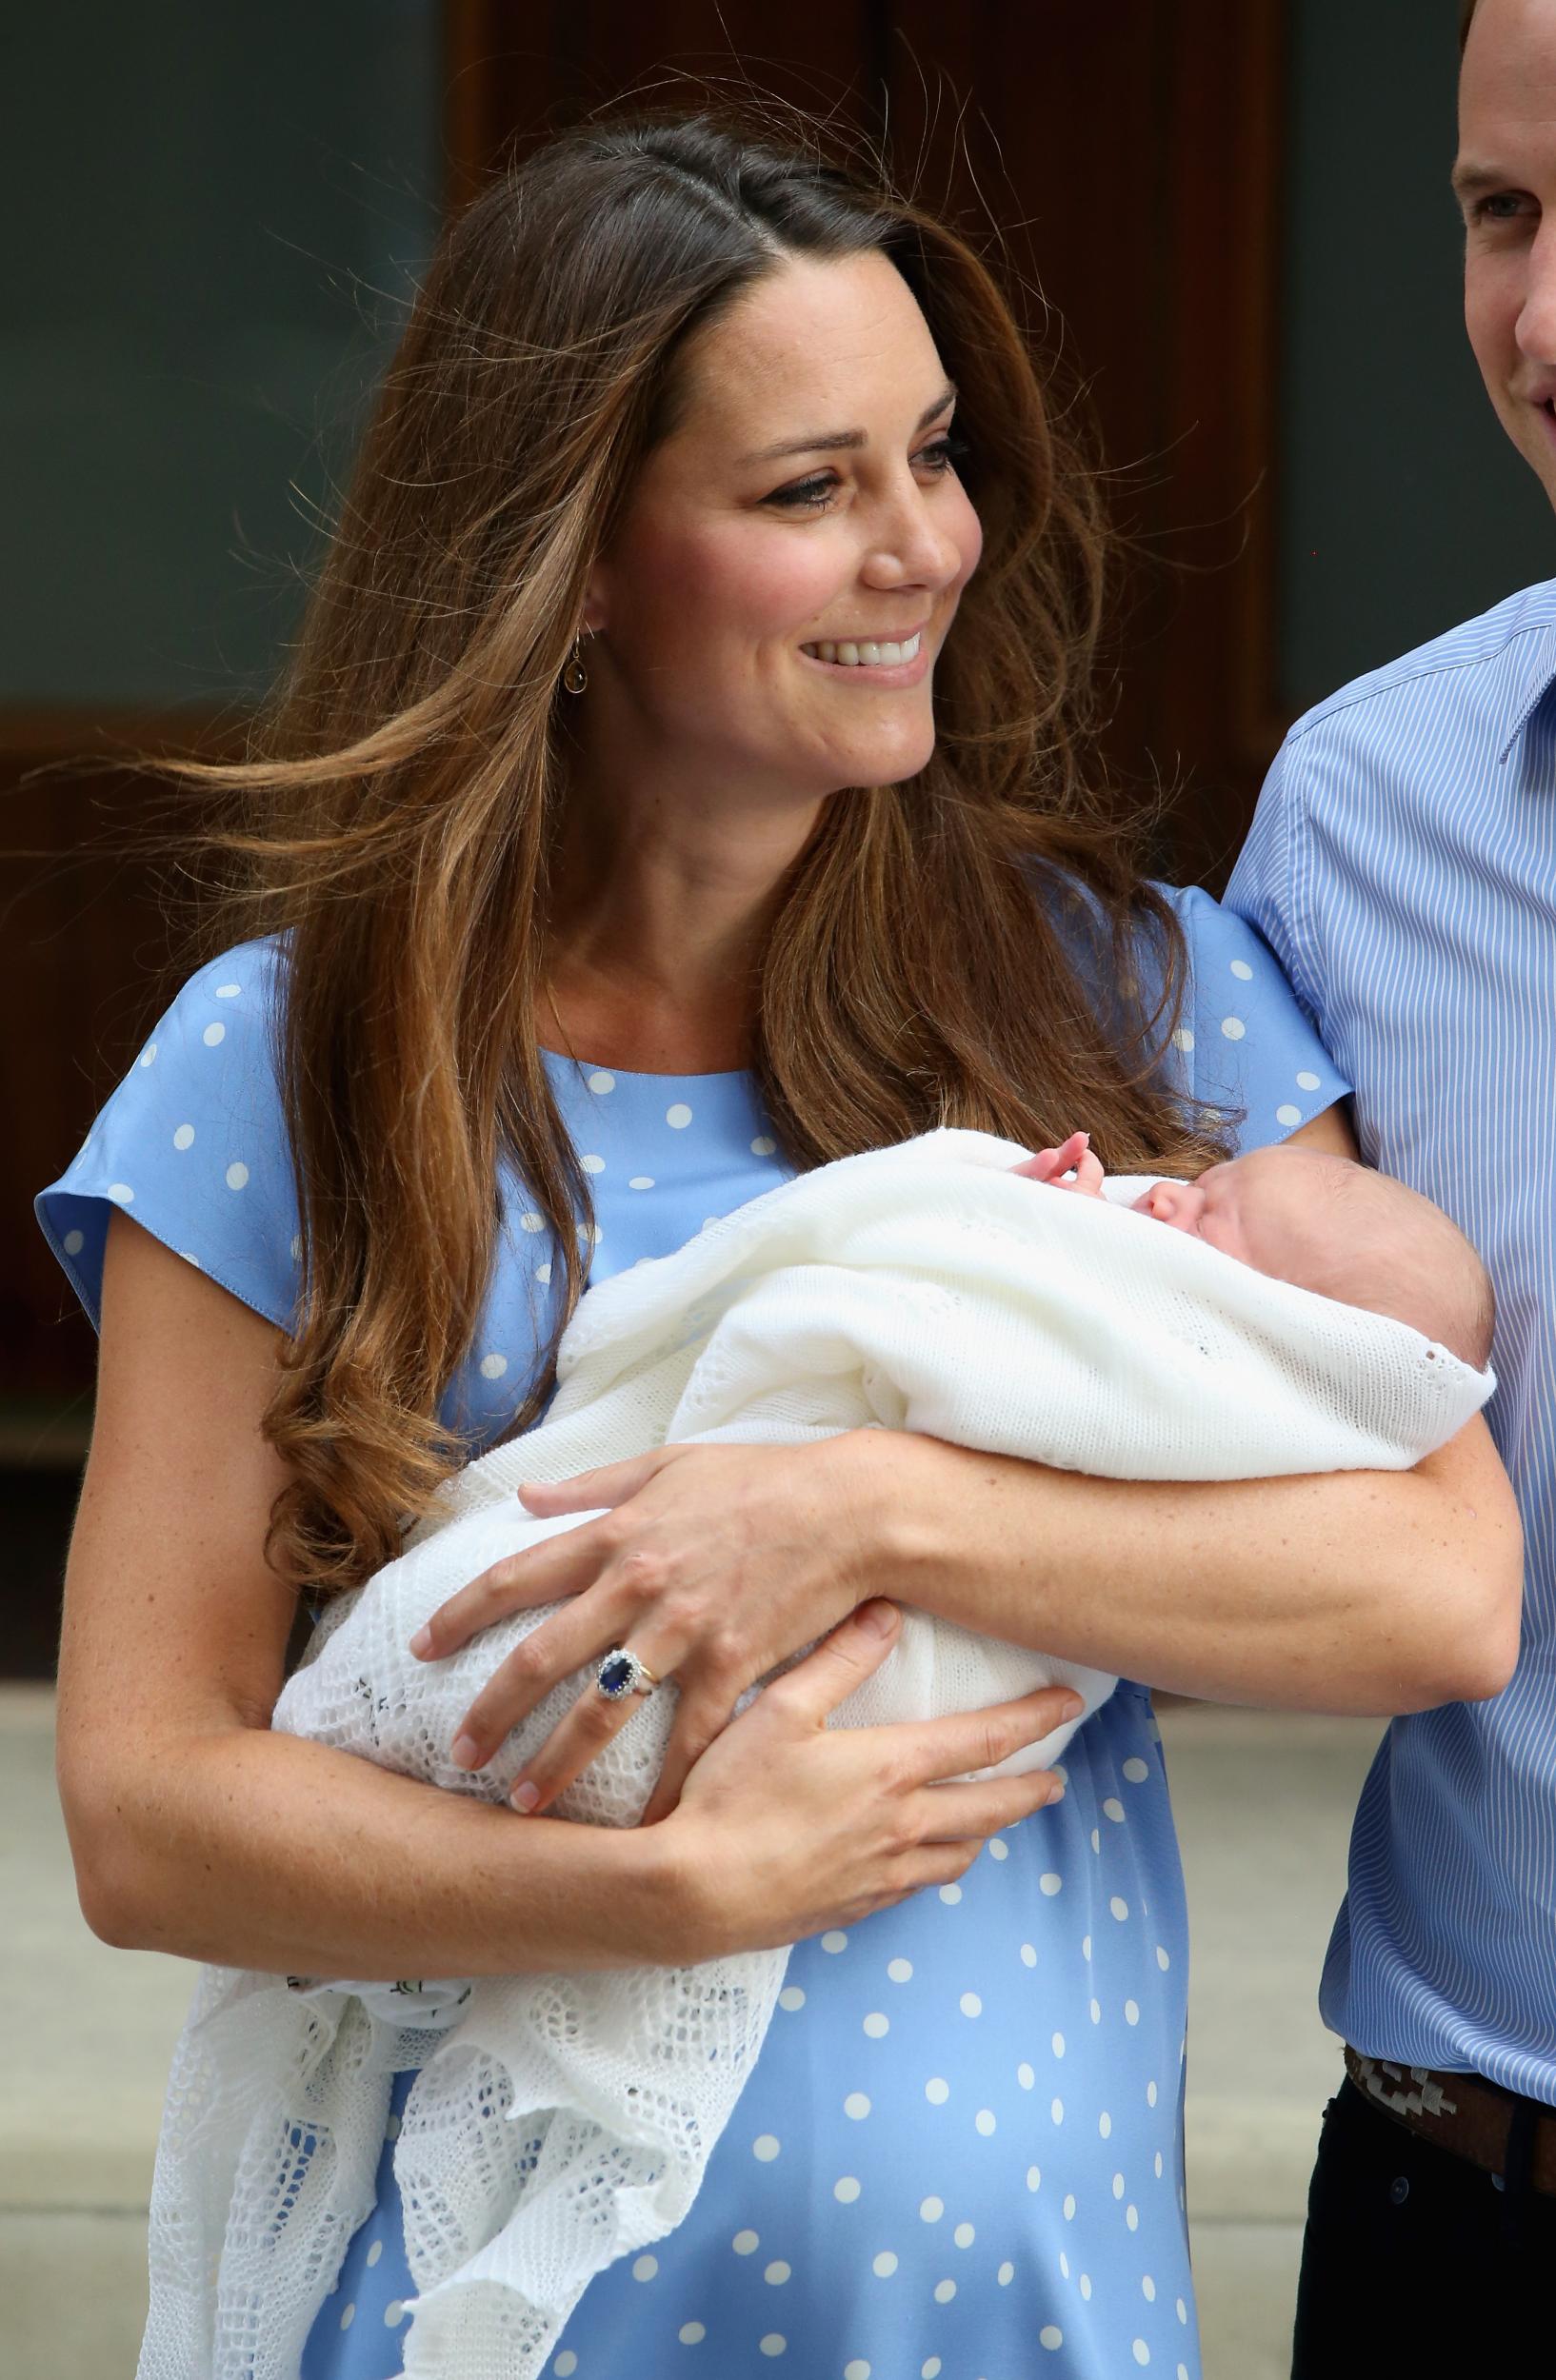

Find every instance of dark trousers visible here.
[1291,2077,1554,2376]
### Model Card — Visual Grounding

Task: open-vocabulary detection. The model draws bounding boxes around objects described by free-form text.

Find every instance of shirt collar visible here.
[1498,620,1556,763]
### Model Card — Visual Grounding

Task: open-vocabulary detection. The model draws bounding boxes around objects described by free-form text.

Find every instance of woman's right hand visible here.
[650,1599,1080,1961]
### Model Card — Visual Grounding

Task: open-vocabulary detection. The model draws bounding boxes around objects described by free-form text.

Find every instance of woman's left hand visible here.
[411,1434,892,1823]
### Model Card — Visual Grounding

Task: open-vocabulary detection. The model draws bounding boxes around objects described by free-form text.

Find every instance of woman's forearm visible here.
[70,1721,686,1976]
[861,1420,1524,1715]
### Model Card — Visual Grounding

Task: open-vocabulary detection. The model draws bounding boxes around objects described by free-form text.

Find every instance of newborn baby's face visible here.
[1014,1135,1337,1283]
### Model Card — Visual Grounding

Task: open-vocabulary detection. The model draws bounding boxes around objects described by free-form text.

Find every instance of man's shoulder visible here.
[1284,579,1556,762]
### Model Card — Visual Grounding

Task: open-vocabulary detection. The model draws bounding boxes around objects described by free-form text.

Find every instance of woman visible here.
[41,113,1520,2380]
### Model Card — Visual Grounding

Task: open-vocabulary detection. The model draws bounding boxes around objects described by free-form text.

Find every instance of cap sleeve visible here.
[35,938,301,1332]
[1161,883,1349,1155]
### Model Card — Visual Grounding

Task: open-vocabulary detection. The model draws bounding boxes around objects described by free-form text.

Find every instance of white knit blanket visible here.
[138,1130,1491,2380]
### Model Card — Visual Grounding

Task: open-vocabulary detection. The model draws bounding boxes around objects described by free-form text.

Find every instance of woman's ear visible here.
[581,561,609,637]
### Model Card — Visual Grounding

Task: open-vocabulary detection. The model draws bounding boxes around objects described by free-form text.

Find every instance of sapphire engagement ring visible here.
[595,1647,660,1702]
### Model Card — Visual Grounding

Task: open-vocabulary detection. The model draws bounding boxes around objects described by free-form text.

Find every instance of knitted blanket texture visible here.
[136,1130,1491,2379]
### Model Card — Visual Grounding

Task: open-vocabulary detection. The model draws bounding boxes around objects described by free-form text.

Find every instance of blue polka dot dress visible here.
[36,888,1347,2380]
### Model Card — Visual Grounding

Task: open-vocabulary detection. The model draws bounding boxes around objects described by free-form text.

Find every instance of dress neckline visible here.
[538,1044,752,1086]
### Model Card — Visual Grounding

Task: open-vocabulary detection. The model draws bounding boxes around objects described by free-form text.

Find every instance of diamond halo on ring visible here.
[595,1647,659,1701]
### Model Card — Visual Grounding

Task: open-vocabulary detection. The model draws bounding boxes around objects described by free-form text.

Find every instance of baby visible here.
[1015,1130,1495,1371]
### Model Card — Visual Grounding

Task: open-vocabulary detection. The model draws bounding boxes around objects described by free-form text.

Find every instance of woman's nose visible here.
[859,483,966,591]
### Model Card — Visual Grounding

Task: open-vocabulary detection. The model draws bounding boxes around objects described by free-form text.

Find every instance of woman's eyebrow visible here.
[739,381,957,466]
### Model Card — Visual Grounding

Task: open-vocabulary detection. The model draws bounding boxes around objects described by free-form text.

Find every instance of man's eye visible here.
[1472,191,1536,224]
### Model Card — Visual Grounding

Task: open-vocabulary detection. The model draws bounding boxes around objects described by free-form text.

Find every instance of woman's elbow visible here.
[56,1760,162,1951]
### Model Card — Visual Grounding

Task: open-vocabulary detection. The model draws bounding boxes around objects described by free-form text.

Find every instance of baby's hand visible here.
[1009,1131,1107,1199]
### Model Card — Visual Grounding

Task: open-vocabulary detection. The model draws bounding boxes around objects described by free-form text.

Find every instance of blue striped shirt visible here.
[1227,580,1556,2103]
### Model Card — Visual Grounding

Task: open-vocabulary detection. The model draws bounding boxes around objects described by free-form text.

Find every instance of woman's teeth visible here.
[802,630,923,667]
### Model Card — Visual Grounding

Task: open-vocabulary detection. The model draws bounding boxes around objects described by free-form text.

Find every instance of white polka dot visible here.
[365,2240,383,2269]
[1020,1943,1037,1967]
[1103,1797,1126,1823]
[975,2108,996,2135]
[172,1123,195,1151]
[1276,1102,1302,1127]
[107,1181,133,1204]
[1090,1998,1103,2024]
[632,2253,659,2281]
[1110,1895,1129,1921]
[202,1022,225,1047]
[765,2259,790,2285]
[1297,1069,1321,1090]
[225,1162,249,1192]
[753,2133,781,2160]
[1221,1015,1246,1041]
[1155,2150,1165,2177]
[1051,2098,1065,2125]
[587,1070,616,1094]
[1127,2203,1140,2231]
[920,2194,944,2221]
[960,1992,982,2018]
[1082,1935,1092,1960]
[1171,1027,1194,1052]
[384,2300,407,2327]
[1081,2273,1093,2300]
[1060,2252,1070,2279]
[733,2229,760,2254]
[63,1229,85,1257]
[750,1135,777,1156]
[953,2221,975,2248]
[339,2303,355,2330]
[1156,1944,1171,1971]
[922,2365,942,2380]
[479,1351,509,1378]
[1126,1998,1141,2026]
[1229,958,1253,981]
[934,2279,956,2304]
[581,1153,606,1174]
[519,1211,546,1233]
[998,2259,1014,2286]
[1090,1829,1102,1854]
[628,1176,655,1190]
[888,1957,913,1983]
[863,2012,889,2038]
[834,2174,861,2202]
[1142,2276,1156,2302]
[680,2321,707,2344]
[1147,2079,1159,2108]
[821,1930,848,1953]
[988,1837,1008,1859]
[938,1883,962,1905]
[1123,1757,1149,1784]
[1018,2061,1035,2089]
[778,1985,805,2012]
[1100,2111,1112,2138]
[759,2336,787,2357]
[1177,2297,1188,2323]
[1027,2165,1041,2192]
[926,2077,949,2105]
[385,2113,401,2140]
[1063,2192,1076,2221]
[667,1103,693,1129]
[1132,2341,1149,2364]
[1113,2172,1126,2199]
[555,2358,578,2378]
[1040,2327,1064,2350]
[844,2092,871,2120]
[1039,1872,1062,1896]
[845,2364,871,2380]
[139,1041,158,1066]
[871,2251,898,2278]
[535,1259,552,1284]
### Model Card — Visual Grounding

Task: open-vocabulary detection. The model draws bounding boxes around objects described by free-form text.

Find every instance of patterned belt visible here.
[1344,2045,1556,2195]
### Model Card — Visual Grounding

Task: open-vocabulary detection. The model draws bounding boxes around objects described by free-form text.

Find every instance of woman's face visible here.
[584,248,984,807]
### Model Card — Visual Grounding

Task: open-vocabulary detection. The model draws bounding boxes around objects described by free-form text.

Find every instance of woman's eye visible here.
[764,472,838,511]
[917,429,969,474]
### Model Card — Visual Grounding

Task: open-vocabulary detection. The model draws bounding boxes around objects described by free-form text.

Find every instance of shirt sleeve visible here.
[35,937,302,1332]
[1159,881,1349,1156]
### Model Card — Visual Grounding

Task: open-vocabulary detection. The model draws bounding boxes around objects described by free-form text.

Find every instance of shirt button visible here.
[1389,2175,1410,2206]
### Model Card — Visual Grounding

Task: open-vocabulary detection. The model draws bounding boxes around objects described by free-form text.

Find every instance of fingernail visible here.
[510,1778,540,1812]
[409,1626,432,1658]
[1059,1692,1085,1719]
[859,1598,899,1637]
[449,1733,480,1771]
[1047,1780,1067,1804]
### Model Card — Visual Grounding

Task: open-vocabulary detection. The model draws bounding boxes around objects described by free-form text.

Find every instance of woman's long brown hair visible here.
[187,108,1228,1596]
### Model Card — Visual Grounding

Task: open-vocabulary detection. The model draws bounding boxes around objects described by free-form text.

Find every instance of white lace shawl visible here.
[137,1130,1491,2378]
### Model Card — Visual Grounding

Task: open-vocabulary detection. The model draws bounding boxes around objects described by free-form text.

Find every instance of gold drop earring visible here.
[562,631,589,695]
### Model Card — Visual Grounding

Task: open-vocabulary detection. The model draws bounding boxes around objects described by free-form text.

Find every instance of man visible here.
[1227,1,1556,2366]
